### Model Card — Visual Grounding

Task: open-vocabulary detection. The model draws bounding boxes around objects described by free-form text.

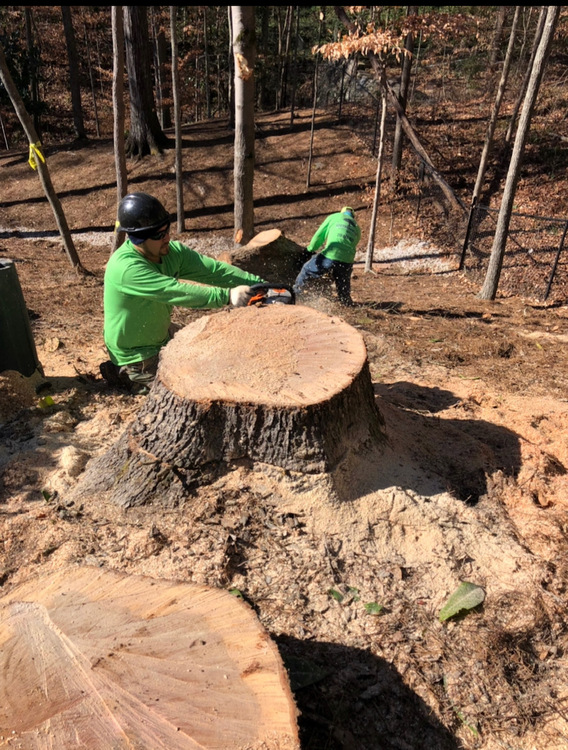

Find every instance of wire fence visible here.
[318,64,567,304]
[347,102,567,303]
[461,205,568,303]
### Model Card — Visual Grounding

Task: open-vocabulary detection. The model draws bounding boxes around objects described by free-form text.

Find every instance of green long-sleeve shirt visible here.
[104,239,263,365]
[307,211,362,263]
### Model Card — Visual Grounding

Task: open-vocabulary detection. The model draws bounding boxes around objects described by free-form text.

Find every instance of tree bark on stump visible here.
[76,305,385,509]
[219,229,306,286]
[0,566,300,749]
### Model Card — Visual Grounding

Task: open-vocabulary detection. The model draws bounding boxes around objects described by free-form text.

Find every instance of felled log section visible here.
[0,566,300,750]
[76,305,385,508]
[219,229,306,285]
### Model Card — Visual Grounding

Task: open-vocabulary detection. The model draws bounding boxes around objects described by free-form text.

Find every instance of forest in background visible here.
[1,6,567,304]
[1,9,568,749]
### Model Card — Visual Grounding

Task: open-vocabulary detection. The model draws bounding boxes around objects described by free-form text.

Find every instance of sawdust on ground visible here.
[1,110,567,750]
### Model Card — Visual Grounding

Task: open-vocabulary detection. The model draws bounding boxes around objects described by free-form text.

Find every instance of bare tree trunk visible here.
[489,7,508,72]
[203,7,211,119]
[123,5,169,157]
[306,7,324,189]
[227,7,235,129]
[337,61,346,123]
[289,6,300,127]
[472,6,521,205]
[366,89,387,273]
[112,6,128,252]
[383,68,463,211]
[61,6,87,141]
[0,43,84,272]
[479,6,560,301]
[170,6,185,233]
[277,6,293,110]
[232,6,256,245]
[334,6,463,213]
[0,112,8,149]
[505,6,547,145]
[83,18,101,138]
[391,6,417,188]
[151,8,172,130]
[24,8,41,136]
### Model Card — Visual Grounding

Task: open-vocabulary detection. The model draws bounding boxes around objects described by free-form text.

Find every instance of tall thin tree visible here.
[123,5,169,157]
[170,5,185,233]
[479,6,561,301]
[61,6,87,141]
[24,8,41,136]
[231,6,256,245]
[306,8,324,189]
[289,6,301,127]
[203,7,211,119]
[83,16,101,138]
[505,6,547,146]
[112,5,128,252]
[471,6,521,207]
[365,89,387,273]
[391,6,417,189]
[227,7,235,129]
[152,8,172,130]
[488,6,508,73]
[0,43,83,272]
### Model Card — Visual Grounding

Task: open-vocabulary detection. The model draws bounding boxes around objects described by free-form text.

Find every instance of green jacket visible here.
[307,211,361,263]
[104,239,263,365]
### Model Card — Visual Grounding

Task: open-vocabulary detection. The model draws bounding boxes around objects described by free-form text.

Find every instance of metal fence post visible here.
[459,200,477,271]
[543,219,568,301]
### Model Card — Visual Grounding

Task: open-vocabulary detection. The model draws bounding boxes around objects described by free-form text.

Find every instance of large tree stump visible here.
[0,566,300,749]
[219,229,306,285]
[77,305,385,508]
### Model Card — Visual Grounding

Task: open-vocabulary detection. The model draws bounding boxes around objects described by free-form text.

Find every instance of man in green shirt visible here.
[101,192,264,394]
[293,206,361,306]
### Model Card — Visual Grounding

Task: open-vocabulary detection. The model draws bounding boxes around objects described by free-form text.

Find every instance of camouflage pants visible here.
[118,354,160,395]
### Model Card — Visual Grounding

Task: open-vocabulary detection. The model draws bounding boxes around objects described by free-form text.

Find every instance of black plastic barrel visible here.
[0,258,43,378]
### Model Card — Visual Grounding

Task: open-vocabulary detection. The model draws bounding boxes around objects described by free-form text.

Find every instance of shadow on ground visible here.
[276,634,462,750]
[374,382,522,504]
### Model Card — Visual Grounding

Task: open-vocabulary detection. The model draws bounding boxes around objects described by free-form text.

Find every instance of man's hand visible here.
[229,285,253,307]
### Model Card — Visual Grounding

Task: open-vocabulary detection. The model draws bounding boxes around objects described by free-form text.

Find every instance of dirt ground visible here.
[1,109,568,749]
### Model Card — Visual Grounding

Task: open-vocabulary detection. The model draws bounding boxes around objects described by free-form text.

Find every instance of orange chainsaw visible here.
[247,283,295,306]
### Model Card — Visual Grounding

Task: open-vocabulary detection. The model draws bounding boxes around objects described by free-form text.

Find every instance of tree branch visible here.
[333,7,465,213]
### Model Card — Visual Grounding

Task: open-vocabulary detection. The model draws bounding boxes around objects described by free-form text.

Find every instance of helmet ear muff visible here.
[117,193,171,234]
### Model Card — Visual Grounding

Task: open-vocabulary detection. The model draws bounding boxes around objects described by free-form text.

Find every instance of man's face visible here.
[135,224,171,263]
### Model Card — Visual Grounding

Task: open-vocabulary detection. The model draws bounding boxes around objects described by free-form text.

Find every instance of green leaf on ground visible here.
[439,581,485,622]
[328,588,344,603]
[364,602,384,615]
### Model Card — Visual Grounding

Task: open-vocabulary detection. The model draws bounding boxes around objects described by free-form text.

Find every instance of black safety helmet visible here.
[116,192,171,235]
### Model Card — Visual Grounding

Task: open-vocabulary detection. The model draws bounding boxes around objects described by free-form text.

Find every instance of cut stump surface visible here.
[218,229,305,286]
[75,305,385,507]
[161,304,367,406]
[0,566,300,749]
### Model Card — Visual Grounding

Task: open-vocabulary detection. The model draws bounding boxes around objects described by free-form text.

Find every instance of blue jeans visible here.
[293,254,354,305]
